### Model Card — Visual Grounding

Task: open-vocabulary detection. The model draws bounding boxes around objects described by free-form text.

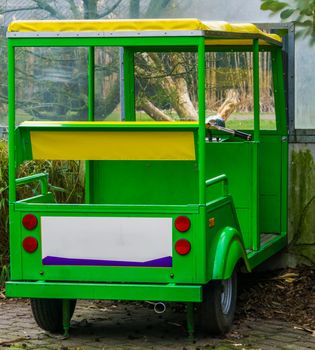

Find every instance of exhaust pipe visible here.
[153,302,166,314]
[145,301,166,314]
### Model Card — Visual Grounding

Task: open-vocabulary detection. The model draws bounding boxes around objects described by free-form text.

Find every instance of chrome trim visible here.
[7,30,204,38]
[7,29,282,47]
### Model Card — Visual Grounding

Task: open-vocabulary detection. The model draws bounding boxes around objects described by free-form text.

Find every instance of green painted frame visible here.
[7,30,288,301]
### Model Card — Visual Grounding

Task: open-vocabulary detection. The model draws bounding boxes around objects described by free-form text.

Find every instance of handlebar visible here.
[206,122,252,141]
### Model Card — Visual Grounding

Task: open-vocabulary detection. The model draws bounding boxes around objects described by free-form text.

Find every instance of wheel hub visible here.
[220,278,233,315]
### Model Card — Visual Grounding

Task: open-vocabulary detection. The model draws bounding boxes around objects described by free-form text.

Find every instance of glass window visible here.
[94,47,121,121]
[134,52,198,122]
[205,51,276,130]
[15,47,88,125]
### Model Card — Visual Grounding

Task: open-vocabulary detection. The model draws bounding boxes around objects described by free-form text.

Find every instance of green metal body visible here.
[6,31,288,303]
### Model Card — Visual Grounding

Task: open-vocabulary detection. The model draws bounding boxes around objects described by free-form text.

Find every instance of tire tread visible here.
[31,298,76,333]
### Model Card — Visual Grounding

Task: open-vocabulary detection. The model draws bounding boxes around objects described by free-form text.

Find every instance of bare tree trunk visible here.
[138,97,173,121]
[129,0,140,18]
[145,0,171,17]
[205,52,217,111]
[143,53,198,120]
[83,0,97,19]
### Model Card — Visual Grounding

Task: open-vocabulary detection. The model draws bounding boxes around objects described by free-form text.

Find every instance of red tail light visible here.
[22,236,38,253]
[175,216,191,232]
[175,239,191,255]
[22,214,38,230]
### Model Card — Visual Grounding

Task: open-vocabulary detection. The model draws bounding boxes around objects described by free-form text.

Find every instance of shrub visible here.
[0,140,84,271]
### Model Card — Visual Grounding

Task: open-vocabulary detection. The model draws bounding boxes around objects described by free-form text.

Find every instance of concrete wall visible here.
[288,144,315,265]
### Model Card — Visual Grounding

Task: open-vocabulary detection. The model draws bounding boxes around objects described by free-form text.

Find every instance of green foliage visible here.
[0,140,85,267]
[260,0,288,12]
[280,8,295,19]
[0,140,9,259]
[0,255,9,289]
[261,0,315,43]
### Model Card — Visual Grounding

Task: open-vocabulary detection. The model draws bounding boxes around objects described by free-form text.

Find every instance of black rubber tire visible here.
[199,269,237,335]
[30,298,76,333]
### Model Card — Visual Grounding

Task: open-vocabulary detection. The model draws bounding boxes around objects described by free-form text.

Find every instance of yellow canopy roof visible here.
[8,18,281,44]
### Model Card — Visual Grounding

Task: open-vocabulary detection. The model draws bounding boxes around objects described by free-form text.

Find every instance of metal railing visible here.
[205,174,229,197]
[15,173,49,196]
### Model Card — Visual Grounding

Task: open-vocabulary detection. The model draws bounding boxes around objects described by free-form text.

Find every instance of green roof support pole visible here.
[8,41,21,279]
[197,39,207,281]
[253,39,260,141]
[197,38,206,205]
[252,38,260,251]
[8,41,16,204]
[119,48,125,120]
[123,48,136,121]
[85,46,95,204]
[272,47,288,235]
[88,47,95,120]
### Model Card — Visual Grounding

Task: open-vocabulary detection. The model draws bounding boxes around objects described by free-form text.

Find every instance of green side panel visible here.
[235,209,250,245]
[205,134,285,250]
[11,205,201,284]
[204,196,247,281]
[247,234,287,269]
[259,134,282,234]
[6,281,202,302]
[205,142,253,249]
[15,128,32,165]
[9,204,23,280]
[90,160,199,205]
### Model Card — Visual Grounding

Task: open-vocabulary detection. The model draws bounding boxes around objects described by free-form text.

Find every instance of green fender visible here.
[212,226,251,280]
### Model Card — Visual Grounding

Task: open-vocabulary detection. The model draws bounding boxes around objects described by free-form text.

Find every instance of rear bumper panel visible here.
[6,281,202,302]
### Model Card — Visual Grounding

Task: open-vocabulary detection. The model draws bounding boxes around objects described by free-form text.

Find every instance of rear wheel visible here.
[199,269,237,335]
[30,298,76,333]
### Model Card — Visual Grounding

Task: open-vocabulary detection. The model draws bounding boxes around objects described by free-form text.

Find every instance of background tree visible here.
[261,0,315,42]
[0,0,181,123]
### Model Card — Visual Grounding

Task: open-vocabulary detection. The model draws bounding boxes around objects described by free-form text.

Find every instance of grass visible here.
[134,110,277,130]
[226,118,276,130]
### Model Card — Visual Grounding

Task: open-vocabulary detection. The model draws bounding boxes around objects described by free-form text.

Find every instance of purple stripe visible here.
[42,256,172,267]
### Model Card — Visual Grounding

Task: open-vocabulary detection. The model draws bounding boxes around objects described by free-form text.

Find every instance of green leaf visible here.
[280,8,295,18]
[297,0,313,13]
[300,8,313,16]
[49,185,66,192]
[297,19,313,27]
[271,2,289,11]
[261,0,288,12]
[261,0,275,10]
